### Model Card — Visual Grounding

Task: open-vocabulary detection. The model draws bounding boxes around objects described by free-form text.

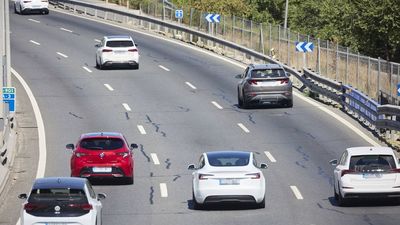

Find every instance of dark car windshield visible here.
[207,152,250,167]
[106,40,134,47]
[80,138,124,150]
[349,155,396,173]
[251,69,286,78]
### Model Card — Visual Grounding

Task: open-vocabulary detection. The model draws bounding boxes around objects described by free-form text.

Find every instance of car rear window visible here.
[207,153,250,167]
[251,69,286,78]
[106,40,134,47]
[349,155,396,172]
[80,138,124,150]
[29,188,87,203]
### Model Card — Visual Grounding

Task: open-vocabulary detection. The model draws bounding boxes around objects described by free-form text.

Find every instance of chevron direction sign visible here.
[205,13,220,23]
[295,42,314,52]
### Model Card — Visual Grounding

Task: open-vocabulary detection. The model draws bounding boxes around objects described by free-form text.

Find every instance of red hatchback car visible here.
[67,132,138,184]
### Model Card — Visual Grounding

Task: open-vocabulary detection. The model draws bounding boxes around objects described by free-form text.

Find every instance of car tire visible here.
[337,188,347,207]
[126,176,134,185]
[133,64,139,70]
[257,197,266,208]
[238,91,243,108]
[14,4,18,14]
[95,59,99,69]
[241,91,248,109]
[285,100,293,108]
[334,185,339,201]
[19,5,24,15]
[192,191,203,210]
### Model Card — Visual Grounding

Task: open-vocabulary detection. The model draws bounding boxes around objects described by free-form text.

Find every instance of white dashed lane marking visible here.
[150,153,160,165]
[60,27,73,33]
[185,82,197,90]
[56,52,68,58]
[28,19,40,23]
[82,66,92,73]
[160,183,168,197]
[122,103,132,112]
[264,151,277,163]
[158,65,170,71]
[104,84,114,91]
[137,125,147,135]
[29,40,40,46]
[211,101,223,109]
[290,186,304,200]
[237,123,250,133]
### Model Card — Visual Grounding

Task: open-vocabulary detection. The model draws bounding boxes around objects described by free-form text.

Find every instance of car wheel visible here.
[192,191,203,210]
[14,4,18,14]
[285,100,293,108]
[126,176,134,185]
[337,188,347,207]
[334,184,339,201]
[257,196,266,208]
[241,91,248,109]
[19,5,24,15]
[98,59,103,70]
[95,58,99,69]
[133,64,139,70]
[238,91,243,107]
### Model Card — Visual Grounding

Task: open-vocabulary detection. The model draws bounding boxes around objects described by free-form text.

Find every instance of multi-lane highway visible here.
[3,5,400,225]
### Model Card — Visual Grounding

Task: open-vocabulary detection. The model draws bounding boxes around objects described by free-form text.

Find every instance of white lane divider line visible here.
[158,65,170,71]
[122,103,132,112]
[28,18,40,23]
[29,40,41,46]
[290,186,304,200]
[56,52,68,58]
[160,183,168,197]
[94,39,101,42]
[264,151,277,163]
[185,81,197,90]
[211,101,223,109]
[137,125,147,135]
[82,66,92,73]
[103,84,114,91]
[150,153,160,165]
[237,123,250,133]
[60,27,73,33]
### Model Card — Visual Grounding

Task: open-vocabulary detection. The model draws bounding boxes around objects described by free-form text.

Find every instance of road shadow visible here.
[88,177,132,186]
[187,199,261,211]
[234,103,292,110]
[328,196,400,207]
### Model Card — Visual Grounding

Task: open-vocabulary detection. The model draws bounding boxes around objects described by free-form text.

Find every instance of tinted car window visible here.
[349,155,396,172]
[80,138,124,150]
[27,188,90,217]
[207,152,250,167]
[106,40,134,47]
[251,69,286,78]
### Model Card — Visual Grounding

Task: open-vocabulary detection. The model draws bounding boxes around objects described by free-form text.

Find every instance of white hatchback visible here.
[18,177,106,225]
[330,147,400,206]
[14,0,49,15]
[95,35,139,70]
[188,151,268,209]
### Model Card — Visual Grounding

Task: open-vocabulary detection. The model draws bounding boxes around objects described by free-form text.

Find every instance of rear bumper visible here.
[194,186,265,204]
[22,7,49,14]
[103,60,138,67]
[21,210,94,225]
[72,163,133,178]
[244,92,292,104]
[341,188,400,199]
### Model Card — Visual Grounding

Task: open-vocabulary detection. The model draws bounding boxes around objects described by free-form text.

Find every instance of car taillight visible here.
[102,49,112,52]
[390,168,400,173]
[75,152,87,158]
[128,48,138,52]
[247,80,257,85]
[199,174,214,180]
[80,203,93,210]
[246,172,261,179]
[117,152,129,158]
[24,203,40,211]
[280,78,289,84]
[341,169,355,177]
[23,1,32,3]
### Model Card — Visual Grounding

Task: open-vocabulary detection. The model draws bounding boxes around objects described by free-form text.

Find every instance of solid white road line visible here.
[60,27,73,33]
[29,40,40,46]
[137,125,147,135]
[28,18,40,23]
[185,81,197,90]
[158,65,170,71]
[56,52,68,58]
[122,103,132,111]
[150,153,160,165]
[211,101,223,109]
[104,84,114,91]
[82,66,92,73]
[237,123,250,133]
[290,186,304,200]
[264,151,277,163]
[160,183,168,197]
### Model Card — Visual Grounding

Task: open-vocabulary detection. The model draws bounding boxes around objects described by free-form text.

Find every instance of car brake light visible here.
[80,203,93,210]
[199,174,214,180]
[390,168,400,173]
[280,78,289,84]
[247,80,257,85]
[341,169,356,177]
[128,48,138,52]
[24,203,40,211]
[75,152,87,158]
[102,49,113,52]
[246,172,261,179]
[117,152,129,158]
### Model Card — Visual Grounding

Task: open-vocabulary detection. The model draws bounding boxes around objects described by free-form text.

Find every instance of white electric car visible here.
[330,147,400,206]
[95,35,139,70]
[14,0,49,15]
[18,177,106,225]
[188,151,268,209]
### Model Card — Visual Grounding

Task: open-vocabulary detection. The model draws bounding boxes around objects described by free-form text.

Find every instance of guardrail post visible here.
[377,57,381,102]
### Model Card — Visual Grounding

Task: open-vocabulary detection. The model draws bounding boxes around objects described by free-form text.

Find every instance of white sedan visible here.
[330,146,400,206]
[188,151,268,209]
[14,0,49,15]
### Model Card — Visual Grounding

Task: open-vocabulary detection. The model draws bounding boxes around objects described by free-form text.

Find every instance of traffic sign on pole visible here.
[397,84,400,96]
[205,13,220,23]
[175,9,183,19]
[295,42,314,52]
[2,87,15,112]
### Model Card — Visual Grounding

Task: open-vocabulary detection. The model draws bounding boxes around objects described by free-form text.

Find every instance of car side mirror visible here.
[97,193,107,200]
[95,44,101,48]
[286,72,291,77]
[235,74,242,79]
[187,164,196,170]
[66,144,74,150]
[130,143,138,149]
[135,43,138,47]
[260,163,268,169]
[18,193,27,199]
[329,159,338,166]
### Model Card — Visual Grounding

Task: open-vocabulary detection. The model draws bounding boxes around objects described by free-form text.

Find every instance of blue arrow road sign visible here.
[205,13,220,23]
[397,84,400,96]
[2,87,15,113]
[295,42,314,52]
[175,9,183,19]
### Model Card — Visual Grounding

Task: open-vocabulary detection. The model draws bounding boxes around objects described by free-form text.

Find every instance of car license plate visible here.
[32,5,42,8]
[115,50,125,54]
[41,223,66,225]
[219,179,240,185]
[92,167,112,173]
[362,173,382,178]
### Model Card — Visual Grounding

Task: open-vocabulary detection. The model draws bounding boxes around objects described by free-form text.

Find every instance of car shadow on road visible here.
[87,178,132,186]
[328,196,400,207]
[234,104,292,110]
[187,200,261,211]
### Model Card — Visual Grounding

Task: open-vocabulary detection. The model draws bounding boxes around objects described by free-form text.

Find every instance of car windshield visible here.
[28,188,88,203]
[251,69,286,78]
[106,40,134,47]
[80,138,124,150]
[349,155,396,173]
[207,152,250,167]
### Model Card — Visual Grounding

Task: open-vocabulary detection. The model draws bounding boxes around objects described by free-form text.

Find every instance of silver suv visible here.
[237,64,293,108]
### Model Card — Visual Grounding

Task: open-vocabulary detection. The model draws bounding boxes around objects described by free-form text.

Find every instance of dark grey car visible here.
[237,64,293,108]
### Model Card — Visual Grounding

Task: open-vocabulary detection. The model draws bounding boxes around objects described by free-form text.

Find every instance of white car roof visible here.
[346,146,394,156]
